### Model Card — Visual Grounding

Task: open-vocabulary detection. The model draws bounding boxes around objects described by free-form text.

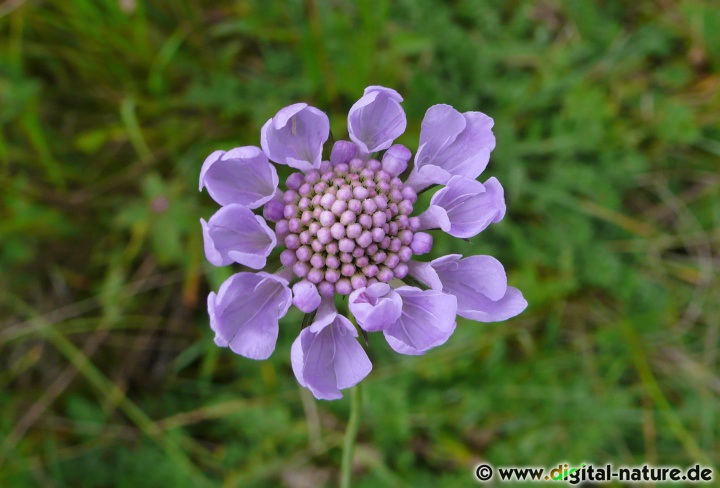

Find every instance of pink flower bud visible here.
[410,232,433,254]
[325,269,340,283]
[318,281,335,297]
[310,253,324,269]
[319,210,335,227]
[304,170,320,184]
[362,265,379,277]
[340,210,356,225]
[346,223,362,239]
[296,246,312,262]
[357,230,373,248]
[365,159,379,171]
[285,173,303,190]
[330,222,345,239]
[317,228,333,244]
[398,246,413,262]
[280,249,297,266]
[293,261,309,277]
[377,267,394,282]
[285,234,300,249]
[339,238,355,253]
[348,199,362,214]
[320,193,336,209]
[326,255,340,269]
[351,275,368,290]
[381,144,411,176]
[288,218,301,233]
[326,241,339,254]
[385,253,400,268]
[335,279,352,295]
[358,214,373,229]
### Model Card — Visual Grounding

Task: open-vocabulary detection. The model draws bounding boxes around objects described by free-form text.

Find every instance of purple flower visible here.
[200,86,526,400]
[417,176,505,238]
[199,146,278,208]
[208,272,292,359]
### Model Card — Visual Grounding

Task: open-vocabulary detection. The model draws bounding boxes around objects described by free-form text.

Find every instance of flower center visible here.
[276,158,419,296]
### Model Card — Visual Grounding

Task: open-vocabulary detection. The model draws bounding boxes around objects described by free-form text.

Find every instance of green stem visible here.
[340,383,362,488]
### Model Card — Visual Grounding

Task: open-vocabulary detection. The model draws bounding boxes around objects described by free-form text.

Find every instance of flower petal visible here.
[199,146,278,208]
[208,272,292,360]
[363,85,403,102]
[201,204,276,269]
[457,286,527,322]
[432,254,506,301]
[297,325,340,399]
[348,86,407,154]
[261,103,329,171]
[485,177,506,223]
[415,104,466,167]
[383,286,457,355]
[293,310,371,400]
[417,205,451,233]
[406,260,444,291]
[420,175,505,238]
[348,282,403,332]
[309,296,339,333]
[410,105,495,190]
[290,332,306,387]
[332,316,372,389]
[428,254,527,322]
[403,161,451,192]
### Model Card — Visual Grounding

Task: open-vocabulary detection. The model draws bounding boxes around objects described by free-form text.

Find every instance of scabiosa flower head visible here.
[200,86,527,400]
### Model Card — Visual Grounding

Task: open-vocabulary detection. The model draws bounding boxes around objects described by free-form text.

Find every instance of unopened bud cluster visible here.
[269,158,432,296]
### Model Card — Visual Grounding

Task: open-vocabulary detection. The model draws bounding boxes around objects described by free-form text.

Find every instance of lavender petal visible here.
[208,272,292,360]
[420,176,505,238]
[261,103,329,171]
[199,146,278,207]
[383,286,457,355]
[410,105,495,191]
[201,204,276,269]
[348,283,403,332]
[348,86,407,154]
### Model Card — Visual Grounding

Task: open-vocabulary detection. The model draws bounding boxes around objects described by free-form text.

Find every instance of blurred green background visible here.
[1,0,719,486]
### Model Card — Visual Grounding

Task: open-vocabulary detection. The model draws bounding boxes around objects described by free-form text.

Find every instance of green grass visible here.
[1,0,719,486]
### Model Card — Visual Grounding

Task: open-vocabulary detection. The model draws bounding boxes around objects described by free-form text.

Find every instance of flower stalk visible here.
[340,383,362,488]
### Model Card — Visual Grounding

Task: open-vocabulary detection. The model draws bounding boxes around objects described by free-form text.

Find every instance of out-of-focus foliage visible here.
[1,0,718,486]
